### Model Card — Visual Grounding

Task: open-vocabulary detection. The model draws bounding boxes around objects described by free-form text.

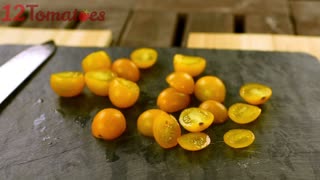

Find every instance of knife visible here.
[0,40,56,104]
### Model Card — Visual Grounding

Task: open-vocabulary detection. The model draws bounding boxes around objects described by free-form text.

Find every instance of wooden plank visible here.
[183,12,233,46]
[77,9,130,45]
[134,0,289,15]
[119,10,178,47]
[245,15,294,34]
[0,27,112,47]
[186,33,320,60]
[187,33,274,50]
[290,1,320,36]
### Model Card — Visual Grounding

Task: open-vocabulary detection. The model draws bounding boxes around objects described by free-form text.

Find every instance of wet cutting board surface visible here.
[0,45,320,179]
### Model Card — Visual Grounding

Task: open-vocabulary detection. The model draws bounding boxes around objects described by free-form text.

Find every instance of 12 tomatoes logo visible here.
[1,4,105,22]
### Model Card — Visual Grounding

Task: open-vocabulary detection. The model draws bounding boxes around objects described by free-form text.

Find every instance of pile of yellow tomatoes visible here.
[50,48,272,151]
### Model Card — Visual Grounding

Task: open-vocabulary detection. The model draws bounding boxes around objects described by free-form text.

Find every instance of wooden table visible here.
[1,26,320,62]
[187,33,320,60]
[1,0,320,60]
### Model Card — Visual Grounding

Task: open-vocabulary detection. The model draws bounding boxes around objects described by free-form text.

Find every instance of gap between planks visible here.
[187,33,320,61]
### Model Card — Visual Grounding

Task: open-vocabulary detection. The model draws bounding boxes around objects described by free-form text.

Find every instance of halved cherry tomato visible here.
[153,111,181,148]
[82,51,112,72]
[166,72,194,94]
[108,78,140,108]
[130,48,158,69]
[173,54,206,77]
[177,132,211,151]
[91,108,126,140]
[179,107,214,132]
[194,76,226,103]
[111,58,140,82]
[85,70,117,96]
[50,71,85,97]
[157,88,190,113]
[228,103,261,124]
[240,83,272,105]
[199,100,228,124]
[137,109,164,137]
[224,129,255,148]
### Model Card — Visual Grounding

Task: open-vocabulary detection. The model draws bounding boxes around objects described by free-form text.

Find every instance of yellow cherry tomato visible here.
[166,72,195,94]
[240,83,272,105]
[194,76,226,103]
[179,107,214,132]
[108,78,140,108]
[84,70,117,96]
[82,51,112,72]
[173,54,206,77]
[130,48,158,69]
[91,108,126,140]
[157,88,190,113]
[137,109,164,137]
[228,103,261,124]
[50,71,85,97]
[177,132,211,151]
[224,129,255,148]
[111,58,140,82]
[199,100,228,124]
[153,111,181,149]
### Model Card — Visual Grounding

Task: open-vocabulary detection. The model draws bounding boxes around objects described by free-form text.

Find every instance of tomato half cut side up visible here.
[179,107,214,132]
[173,54,206,77]
[240,83,272,105]
[177,132,211,151]
[228,103,261,124]
[153,111,181,149]
[130,48,158,69]
[50,71,85,97]
[224,129,255,148]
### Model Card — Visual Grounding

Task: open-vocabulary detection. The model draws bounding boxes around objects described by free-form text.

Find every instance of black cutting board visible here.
[0,45,320,179]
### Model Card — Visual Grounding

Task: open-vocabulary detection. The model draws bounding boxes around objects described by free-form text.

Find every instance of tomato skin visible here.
[85,70,117,96]
[240,83,272,105]
[194,76,226,103]
[137,109,164,137]
[199,100,228,124]
[179,107,214,132]
[224,129,255,148]
[111,58,140,82]
[108,78,140,108]
[130,48,158,69]
[157,88,190,113]
[50,72,85,97]
[228,103,261,124]
[91,108,126,140]
[153,111,181,148]
[177,132,211,151]
[166,72,195,94]
[173,54,206,77]
[82,51,112,72]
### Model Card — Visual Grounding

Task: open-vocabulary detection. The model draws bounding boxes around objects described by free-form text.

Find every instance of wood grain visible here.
[77,9,130,45]
[119,10,178,47]
[187,33,320,60]
[183,12,233,46]
[0,27,112,47]
[245,15,294,34]
[290,1,320,36]
[134,0,289,15]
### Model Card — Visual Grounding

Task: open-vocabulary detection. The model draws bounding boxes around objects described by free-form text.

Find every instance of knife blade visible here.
[0,40,56,104]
